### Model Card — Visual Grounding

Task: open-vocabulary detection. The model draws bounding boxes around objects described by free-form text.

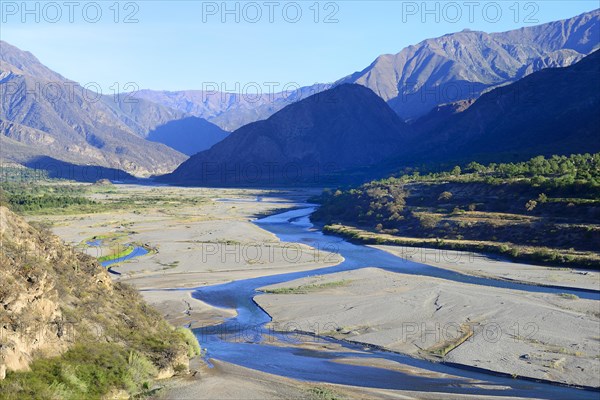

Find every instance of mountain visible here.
[135,10,598,129]
[0,205,195,394]
[161,84,410,185]
[147,117,228,156]
[405,49,600,164]
[338,9,600,120]
[0,41,194,178]
[134,83,332,131]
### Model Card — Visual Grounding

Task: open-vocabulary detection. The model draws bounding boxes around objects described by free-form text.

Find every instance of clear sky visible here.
[1,1,598,93]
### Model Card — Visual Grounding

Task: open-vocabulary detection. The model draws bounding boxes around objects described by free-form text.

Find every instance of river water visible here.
[191,206,599,399]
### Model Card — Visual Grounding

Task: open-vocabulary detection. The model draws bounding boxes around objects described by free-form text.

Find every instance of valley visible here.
[3,181,597,399]
[1,5,599,399]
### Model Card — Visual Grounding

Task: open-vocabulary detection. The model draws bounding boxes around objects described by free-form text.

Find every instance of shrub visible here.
[175,327,202,358]
[438,191,453,201]
[525,200,537,211]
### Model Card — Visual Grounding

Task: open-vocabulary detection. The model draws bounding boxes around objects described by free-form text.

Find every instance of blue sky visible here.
[1,1,598,93]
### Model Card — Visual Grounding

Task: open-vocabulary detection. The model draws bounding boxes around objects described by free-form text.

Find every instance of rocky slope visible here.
[161,84,410,185]
[0,205,195,395]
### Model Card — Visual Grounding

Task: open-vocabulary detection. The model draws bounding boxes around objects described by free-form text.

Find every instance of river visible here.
[191,206,599,399]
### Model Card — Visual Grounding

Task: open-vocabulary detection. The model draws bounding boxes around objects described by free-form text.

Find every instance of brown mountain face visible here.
[0,205,191,380]
[161,84,410,185]
[0,41,191,178]
[403,50,600,165]
[338,9,600,120]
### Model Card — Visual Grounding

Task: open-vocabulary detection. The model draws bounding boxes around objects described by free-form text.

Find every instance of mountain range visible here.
[338,8,599,120]
[164,49,600,185]
[0,9,598,183]
[135,10,599,129]
[0,41,230,178]
[0,41,183,178]
[404,49,600,164]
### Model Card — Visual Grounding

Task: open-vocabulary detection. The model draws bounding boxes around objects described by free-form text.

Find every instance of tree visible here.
[438,191,453,201]
[537,193,548,203]
[466,162,485,173]
[525,200,537,212]
[451,166,462,176]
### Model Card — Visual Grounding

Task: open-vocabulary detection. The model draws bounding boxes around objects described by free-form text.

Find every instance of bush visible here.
[175,327,202,358]
[0,343,146,400]
[438,191,453,201]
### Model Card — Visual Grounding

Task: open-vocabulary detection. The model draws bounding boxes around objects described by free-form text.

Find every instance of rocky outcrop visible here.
[0,206,190,380]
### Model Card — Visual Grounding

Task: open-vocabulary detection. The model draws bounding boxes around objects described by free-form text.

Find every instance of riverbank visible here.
[154,358,531,400]
[322,223,600,270]
[26,185,339,328]
[373,245,600,291]
[255,267,600,388]
[25,184,600,398]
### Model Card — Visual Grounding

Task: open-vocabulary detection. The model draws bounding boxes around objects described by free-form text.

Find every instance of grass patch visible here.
[427,324,474,357]
[97,245,135,263]
[558,293,579,300]
[323,224,600,269]
[307,386,344,400]
[264,280,351,294]
[175,327,202,358]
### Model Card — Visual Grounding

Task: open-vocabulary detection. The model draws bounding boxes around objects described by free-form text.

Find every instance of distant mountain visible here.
[0,41,200,178]
[134,84,332,131]
[136,10,598,128]
[147,117,228,156]
[405,50,600,164]
[160,84,410,185]
[338,9,600,120]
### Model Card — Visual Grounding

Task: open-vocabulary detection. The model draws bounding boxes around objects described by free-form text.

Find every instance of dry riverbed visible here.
[27,184,600,398]
[255,267,600,388]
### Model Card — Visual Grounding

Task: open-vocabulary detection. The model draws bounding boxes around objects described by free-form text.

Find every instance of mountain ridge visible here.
[398,49,600,166]
[136,10,599,128]
[161,84,410,185]
[338,9,599,119]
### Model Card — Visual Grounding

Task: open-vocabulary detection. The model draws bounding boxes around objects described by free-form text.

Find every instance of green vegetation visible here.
[0,207,198,399]
[558,293,579,300]
[0,182,98,213]
[0,344,156,400]
[428,324,474,357]
[97,245,135,263]
[393,153,600,189]
[307,386,344,400]
[264,280,352,294]
[0,177,210,216]
[175,327,203,358]
[0,165,49,182]
[313,154,600,269]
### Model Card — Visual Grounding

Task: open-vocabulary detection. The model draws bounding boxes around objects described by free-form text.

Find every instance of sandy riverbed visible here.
[28,185,600,397]
[373,245,600,291]
[255,267,600,388]
[30,186,340,328]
